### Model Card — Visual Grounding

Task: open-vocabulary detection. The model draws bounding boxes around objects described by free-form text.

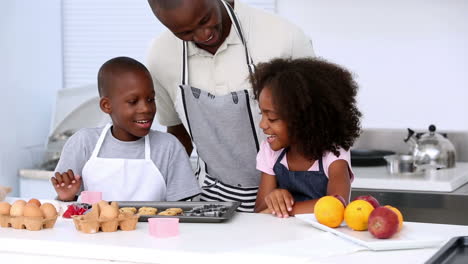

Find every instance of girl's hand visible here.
[264,189,294,218]
[51,169,82,201]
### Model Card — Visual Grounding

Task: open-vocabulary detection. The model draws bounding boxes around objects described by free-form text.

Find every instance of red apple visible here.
[368,207,399,239]
[333,194,347,207]
[353,195,380,209]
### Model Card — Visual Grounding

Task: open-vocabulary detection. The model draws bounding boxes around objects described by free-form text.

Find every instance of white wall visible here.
[278,0,468,131]
[0,0,62,195]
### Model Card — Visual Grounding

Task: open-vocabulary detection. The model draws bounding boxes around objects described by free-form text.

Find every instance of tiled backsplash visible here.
[354,129,468,162]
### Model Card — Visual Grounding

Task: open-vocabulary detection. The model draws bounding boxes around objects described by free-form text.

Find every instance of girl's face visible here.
[258,86,290,151]
[104,70,156,141]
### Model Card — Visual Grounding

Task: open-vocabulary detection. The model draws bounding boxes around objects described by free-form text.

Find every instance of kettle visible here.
[404,124,456,170]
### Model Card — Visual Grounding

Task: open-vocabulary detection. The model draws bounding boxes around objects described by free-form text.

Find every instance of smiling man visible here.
[146,0,314,212]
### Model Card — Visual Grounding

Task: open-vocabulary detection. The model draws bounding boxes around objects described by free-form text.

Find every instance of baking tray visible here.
[115,201,240,223]
[426,236,468,264]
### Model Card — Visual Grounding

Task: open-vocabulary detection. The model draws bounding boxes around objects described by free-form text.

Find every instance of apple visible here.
[368,207,399,239]
[353,195,380,209]
[333,194,347,207]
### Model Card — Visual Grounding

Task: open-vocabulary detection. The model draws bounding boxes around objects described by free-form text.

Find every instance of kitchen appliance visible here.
[383,154,420,175]
[405,124,456,170]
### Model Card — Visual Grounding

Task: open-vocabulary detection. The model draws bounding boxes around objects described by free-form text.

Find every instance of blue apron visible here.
[273,149,328,201]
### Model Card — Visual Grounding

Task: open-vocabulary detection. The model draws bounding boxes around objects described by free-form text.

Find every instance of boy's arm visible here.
[165,138,201,201]
[52,130,89,200]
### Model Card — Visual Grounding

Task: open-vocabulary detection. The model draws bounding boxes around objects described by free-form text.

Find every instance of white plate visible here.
[295,214,444,251]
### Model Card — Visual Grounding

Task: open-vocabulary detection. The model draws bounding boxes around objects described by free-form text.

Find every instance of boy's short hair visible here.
[250,57,362,159]
[97,56,151,97]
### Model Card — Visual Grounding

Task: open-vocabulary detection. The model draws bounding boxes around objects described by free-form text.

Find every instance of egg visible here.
[100,205,119,219]
[27,198,41,207]
[40,203,58,218]
[0,201,11,215]
[23,204,44,218]
[10,200,26,216]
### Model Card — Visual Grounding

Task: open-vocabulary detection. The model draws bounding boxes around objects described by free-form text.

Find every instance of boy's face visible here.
[258,86,290,151]
[101,70,156,141]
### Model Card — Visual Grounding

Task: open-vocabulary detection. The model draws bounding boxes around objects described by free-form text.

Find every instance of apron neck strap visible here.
[181,0,255,86]
[144,134,151,160]
[91,123,112,158]
[91,123,151,160]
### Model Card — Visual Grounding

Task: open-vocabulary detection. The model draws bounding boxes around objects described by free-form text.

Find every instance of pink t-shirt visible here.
[256,140,354,180]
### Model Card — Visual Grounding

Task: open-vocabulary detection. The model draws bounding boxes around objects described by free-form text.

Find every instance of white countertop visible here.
[2,199,468,264]
[352,162,468,192]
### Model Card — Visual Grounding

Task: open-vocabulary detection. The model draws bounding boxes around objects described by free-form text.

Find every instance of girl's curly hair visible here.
[250,57,362,159]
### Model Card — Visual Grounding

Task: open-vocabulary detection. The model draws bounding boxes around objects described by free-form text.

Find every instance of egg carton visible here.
[0,214,58,231]
[72,214,139,233]
[72,202,139,234]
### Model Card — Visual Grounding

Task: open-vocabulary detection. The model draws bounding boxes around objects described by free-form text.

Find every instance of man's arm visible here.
[167,124,193,156]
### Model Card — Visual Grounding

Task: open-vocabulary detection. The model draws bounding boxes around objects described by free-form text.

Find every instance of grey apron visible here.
[174,0,260,212]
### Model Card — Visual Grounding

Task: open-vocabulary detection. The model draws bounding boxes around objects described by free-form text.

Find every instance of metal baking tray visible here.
[115,201,240,223]
[426,236,468,264]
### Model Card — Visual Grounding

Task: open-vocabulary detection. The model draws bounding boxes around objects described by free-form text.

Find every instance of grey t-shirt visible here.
[55,126,201,201]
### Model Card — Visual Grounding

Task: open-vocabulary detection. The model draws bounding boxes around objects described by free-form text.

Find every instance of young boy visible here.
[51,56,201,202]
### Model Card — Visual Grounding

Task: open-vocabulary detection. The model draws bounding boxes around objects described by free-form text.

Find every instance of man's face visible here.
[150,0,227,49]
[105,70,156,141]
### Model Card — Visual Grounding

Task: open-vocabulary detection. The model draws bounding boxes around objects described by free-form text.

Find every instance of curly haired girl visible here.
[251,57,362,217]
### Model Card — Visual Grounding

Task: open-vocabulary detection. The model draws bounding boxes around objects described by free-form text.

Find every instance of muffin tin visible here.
[116,201,240,223]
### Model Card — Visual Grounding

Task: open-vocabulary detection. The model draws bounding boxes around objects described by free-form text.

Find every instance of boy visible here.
[51,56,201,201]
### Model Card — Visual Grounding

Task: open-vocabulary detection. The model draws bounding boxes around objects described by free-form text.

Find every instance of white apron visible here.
[81,123,166,201]
[173,0,261,212]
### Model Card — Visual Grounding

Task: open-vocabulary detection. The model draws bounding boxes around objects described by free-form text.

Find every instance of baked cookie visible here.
[166,208,183,215]
[158,210,177,216]
[138,207,158,215]
[119,207,137,214]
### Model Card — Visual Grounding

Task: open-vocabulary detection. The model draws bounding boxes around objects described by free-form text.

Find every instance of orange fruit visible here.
[314,196,345,228]
[385,205,404,230]
[344,200,374,231]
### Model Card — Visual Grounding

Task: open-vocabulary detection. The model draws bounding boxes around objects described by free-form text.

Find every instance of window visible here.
[62,0,276,89]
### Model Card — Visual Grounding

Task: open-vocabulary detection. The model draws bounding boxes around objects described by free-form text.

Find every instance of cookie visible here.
[158,210,177,216]
[138,207,158,215]
[119,207,137,214]
[166,208,183,215]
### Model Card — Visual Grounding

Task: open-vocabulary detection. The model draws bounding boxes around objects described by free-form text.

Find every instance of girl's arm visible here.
[289,159,351,215]
[254,172,278,212]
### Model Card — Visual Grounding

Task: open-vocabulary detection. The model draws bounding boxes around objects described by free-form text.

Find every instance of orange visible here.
[314,196,345,228]
[385,205,404,230]
[344,200,374,231]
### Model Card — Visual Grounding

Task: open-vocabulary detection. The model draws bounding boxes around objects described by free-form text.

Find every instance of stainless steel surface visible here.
[407,125,456,170]
[352,182,468,225]
[384,154,420,175]
[353,128,468,162]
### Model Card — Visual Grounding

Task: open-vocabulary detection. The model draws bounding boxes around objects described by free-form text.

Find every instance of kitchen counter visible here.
[352,165,468,225]
[1,199,468,264]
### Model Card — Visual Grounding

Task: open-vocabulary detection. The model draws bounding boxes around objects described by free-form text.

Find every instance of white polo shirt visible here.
[146,0,315,127]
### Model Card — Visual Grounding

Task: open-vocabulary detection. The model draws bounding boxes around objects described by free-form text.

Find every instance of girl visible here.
[251,58,361,218]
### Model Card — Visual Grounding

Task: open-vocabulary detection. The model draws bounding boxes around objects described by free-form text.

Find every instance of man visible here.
[146,0,314,212]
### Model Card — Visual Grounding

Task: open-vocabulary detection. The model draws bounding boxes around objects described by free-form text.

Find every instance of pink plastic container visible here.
[148,218,179,238]
[80,191,102,204]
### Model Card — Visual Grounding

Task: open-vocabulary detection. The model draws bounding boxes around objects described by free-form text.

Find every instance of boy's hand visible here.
[264,189,294,218]
[51,169,82,201]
